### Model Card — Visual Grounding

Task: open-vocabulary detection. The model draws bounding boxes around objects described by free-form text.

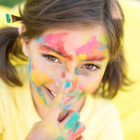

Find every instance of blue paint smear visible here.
[35,36,45,43]
[68,90,79,96]
[75,67,80,75]
[75,67,88,76]
[28,58,32,74]
[98,45,108,51]
[6,14,11,23]
[27,71,49,107]
[65,81,72,88]
[73,92,86,101]
[62,103,72,110]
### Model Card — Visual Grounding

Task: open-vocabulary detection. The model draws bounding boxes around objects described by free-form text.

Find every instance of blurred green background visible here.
[0,0,25,7]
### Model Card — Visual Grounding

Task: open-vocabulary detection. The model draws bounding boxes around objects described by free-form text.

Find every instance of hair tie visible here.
[6,13,22,23]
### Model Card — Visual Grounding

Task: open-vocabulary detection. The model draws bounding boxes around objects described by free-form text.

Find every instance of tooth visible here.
[51,91,56,97]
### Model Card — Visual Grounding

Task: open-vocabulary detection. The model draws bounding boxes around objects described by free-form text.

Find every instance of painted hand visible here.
[25,81,85,140]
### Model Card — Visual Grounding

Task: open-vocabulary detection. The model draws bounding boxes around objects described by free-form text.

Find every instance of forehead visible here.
[39,26,108,55]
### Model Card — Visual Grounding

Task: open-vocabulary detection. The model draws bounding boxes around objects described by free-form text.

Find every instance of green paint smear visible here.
[75,67,88,76]
[58,102,62,107]
[98,34,108,45]
[64,112,80,130]
[56,136,65,140]
[75,67,80,75]
[68,90,79,96]
[73,123,81,132]
[28,72,48,107]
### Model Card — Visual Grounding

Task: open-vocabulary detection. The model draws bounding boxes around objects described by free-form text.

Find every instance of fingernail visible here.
[60,109,68,114]
[65,81,72,88]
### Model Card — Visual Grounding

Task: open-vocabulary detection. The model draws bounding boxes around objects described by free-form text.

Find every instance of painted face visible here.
[28,26,109,110]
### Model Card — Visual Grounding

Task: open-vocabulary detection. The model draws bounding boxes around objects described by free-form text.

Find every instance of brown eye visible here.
[43,54,59,62]
[85,64,95,69]
[48,55,57,61]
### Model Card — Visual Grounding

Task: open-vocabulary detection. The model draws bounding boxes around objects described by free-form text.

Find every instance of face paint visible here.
[61,71,65,78]
[28,55,55,107]
[31,69,54,86]
[75,35,102,55]
[37,33,73,61]
[37,95,45,105]
[64,112,80,130]
[28,27,109,110]
[68,90,79,97]
[66,68,70,73]
[75,67,88,76]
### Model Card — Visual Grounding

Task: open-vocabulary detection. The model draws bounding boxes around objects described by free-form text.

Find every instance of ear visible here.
[19,24,30,57]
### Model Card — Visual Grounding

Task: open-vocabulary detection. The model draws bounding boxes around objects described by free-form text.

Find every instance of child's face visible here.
[25,26,109,110]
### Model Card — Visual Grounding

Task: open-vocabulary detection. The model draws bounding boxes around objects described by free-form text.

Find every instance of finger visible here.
[70,122,85,140]
[60,110,80,130]
[43,81,72,122]
[76,135,85,140]
[58,109,69,122]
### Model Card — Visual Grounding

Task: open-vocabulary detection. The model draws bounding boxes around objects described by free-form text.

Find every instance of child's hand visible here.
[25,81,85,140]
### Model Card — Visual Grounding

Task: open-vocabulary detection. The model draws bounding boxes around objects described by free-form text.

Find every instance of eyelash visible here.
[42,54,100,72]
[42,54,60,63]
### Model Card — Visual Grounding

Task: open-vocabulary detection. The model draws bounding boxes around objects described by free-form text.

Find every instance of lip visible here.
[44,86,76,104]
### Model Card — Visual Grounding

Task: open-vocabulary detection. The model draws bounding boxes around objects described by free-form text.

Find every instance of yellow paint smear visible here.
[98,34,108,45]
[37,95,45,105]
[31,69,54,86]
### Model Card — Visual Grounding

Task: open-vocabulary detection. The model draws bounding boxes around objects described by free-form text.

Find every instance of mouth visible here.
[44,86,76,104]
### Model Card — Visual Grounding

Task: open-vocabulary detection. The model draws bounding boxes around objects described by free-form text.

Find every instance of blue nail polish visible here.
[65,81,71,88]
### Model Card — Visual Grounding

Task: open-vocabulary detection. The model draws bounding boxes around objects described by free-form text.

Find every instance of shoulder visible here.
[0,64,28,113]
[0,64,29,133]
[81,95,124,140]
[86,95,119,116]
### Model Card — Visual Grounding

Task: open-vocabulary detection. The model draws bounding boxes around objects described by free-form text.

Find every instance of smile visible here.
[44,86,76,104]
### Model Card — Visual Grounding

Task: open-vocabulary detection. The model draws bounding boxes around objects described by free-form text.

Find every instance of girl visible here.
[0,0,130,140]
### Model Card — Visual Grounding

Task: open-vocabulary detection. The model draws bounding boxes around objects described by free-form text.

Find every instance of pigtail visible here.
[0,27,23,87]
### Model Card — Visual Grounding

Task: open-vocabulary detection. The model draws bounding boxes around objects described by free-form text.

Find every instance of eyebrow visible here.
[39,45,66,57]
[39,45,106,62]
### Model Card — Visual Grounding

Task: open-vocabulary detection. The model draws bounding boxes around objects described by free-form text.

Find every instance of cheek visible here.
[29,55,55,86]
[31,69,54,86]
[79,73,102,94]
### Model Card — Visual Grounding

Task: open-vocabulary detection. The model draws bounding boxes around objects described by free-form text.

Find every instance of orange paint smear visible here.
[38,46,50,53]
[66,68,69,73]
[61,71,65,78]
[32,56,38,70]
[70,76,77,91]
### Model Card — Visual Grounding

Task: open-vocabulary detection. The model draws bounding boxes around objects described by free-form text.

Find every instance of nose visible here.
[65,70,78,93]
[69,78,77,92]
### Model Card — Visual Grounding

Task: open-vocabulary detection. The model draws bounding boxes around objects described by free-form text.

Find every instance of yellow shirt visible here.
[0,65,124,140]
